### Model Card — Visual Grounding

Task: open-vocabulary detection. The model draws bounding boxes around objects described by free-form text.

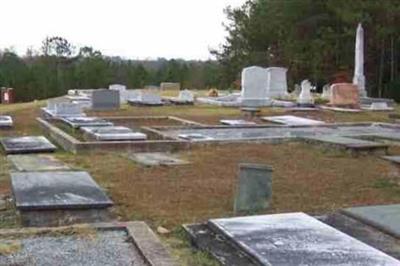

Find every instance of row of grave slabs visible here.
[0,125,177,265]
[37,112,400,155]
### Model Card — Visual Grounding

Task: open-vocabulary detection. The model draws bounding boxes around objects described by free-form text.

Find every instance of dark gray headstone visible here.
[1,136,56,154]
[92,89,120,110]
[209,213,400,265]
[342,204,400,239]
[8,154,70,172]
[234,163,272,213]
[11,171,113,210]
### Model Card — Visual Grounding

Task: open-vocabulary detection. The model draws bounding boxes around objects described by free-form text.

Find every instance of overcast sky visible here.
[0,0,245,60]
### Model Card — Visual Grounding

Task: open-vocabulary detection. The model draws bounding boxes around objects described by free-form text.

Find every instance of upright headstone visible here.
[54,102,84,117]
[297,80,314,106]
[266,67,288,98]
[92,89,120,110]
[241,66,269,107]
[234,163,272,213]
[178,89,194,102]
[329,83,360,108]
[109,84,127,104]
[321,84,331,100]
[353,23,367,97]
[160,82,180,91]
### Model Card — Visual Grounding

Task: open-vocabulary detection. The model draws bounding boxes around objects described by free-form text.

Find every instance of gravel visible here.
[0,230,147,266]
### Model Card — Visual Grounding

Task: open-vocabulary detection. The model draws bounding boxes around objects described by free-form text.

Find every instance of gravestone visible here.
[8,154,70,172]
[129,152,190,166]
[297,80,314,106]
[262,115,324,126]
[234,163,272,213]
[209,213,400,265]
[178,133,213,141]
[178,89,194,103]
[160,82,180,91]
[0,115,13,127]
[362,102,394,111]
[321,84,331,100]
[1,136,57,154]
[81,126,147,141]
[382,156,400,164]
[52,102,85,117]
[92,89,120,110]
[109,84,127,104]
[11,171,113,226]
[62,116,113,129]
[329,83,360,108]
[128,92,163,106]
[265,67,288,98]
[220,120,257,126]
[343,204,400,239]
[241,66,269,107]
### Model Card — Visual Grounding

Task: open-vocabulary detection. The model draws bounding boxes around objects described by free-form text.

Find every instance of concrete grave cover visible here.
[1,136,56,154]
[209,212,400,265]
[11,171,113,210]
[0,115,13,127]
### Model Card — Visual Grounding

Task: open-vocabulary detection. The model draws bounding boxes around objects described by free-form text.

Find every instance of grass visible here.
[1,100,400,265]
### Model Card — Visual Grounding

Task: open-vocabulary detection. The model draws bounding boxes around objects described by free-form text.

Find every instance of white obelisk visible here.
[353,23,367,97]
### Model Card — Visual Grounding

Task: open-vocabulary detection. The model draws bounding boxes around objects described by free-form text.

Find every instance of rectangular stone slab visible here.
[129,152,190,166]
[1,136,57,154]
[11,171,113,210]
[0,115,13,127]
[342,204,400,239]
[61,116,113,129]
[220,120,257,126]
[262,115,325,126]
[302,135,388,149]
[382,156,400,164]
[8,154,70,172]
[82,126,147,141]
[209,213,400,265]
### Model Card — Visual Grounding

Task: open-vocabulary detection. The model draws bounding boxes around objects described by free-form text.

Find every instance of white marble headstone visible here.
[266,67,288,98]
[297,80,314,105]
[179,90,194,102]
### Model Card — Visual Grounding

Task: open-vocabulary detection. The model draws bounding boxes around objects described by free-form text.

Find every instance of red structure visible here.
[1,88,15,104]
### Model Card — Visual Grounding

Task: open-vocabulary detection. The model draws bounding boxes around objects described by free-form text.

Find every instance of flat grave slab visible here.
[128,152,190,166]
[7,154,70,172]
[178,133,214,141]
[320,105,361,113]
[382,156,400,164]
[11,171,113,211]
[262,115,325,126]
[220,119,257,126]
[209,213,400,265]
[1,136,56,154]
[61,116,113,129]
[81,126,147,141]
[342,204,400,239]
[0,222,176,266]
[0,115,13,127]
[302,135,388,151]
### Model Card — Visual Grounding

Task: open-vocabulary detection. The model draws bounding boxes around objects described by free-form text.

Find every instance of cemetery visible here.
[1,7,400,265]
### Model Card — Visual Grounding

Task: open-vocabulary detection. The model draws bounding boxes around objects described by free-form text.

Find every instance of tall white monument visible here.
[353,23,367,97]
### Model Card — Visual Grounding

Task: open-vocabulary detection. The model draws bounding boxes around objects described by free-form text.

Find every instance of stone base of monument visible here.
[0,222,176,266]
[11,171,114,227]
[240,107,261,118]
[185,212,400,265]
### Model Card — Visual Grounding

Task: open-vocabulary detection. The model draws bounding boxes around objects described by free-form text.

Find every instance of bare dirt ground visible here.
[1,100,400,265]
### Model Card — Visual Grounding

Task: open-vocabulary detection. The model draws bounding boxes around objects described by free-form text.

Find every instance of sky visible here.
[0,0,246,60]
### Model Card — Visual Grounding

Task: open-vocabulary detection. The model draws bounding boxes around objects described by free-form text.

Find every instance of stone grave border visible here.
[0,221,177,266]
[37,116,203,154]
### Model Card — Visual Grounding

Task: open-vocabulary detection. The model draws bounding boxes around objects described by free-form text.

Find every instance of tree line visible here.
[0,37,222,102]
[213,0,400,100]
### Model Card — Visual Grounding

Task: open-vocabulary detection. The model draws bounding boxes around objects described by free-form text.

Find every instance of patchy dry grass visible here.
[1,100,400,265]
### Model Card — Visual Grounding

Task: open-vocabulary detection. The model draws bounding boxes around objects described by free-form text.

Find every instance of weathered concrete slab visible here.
[11,171,113,210]
[382,156,400,164]
[342,204,400,239]
[220,120,257,126]
[128,152,190,166]
[262,115,325,126]
[61,116,113,129]
[209,213,400,265]
[81,126,147,141]
[0,115,13,127]
[7,154,70,172]
[1,136,57,154]
[0,222,176,266]
[302,135,388,151]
